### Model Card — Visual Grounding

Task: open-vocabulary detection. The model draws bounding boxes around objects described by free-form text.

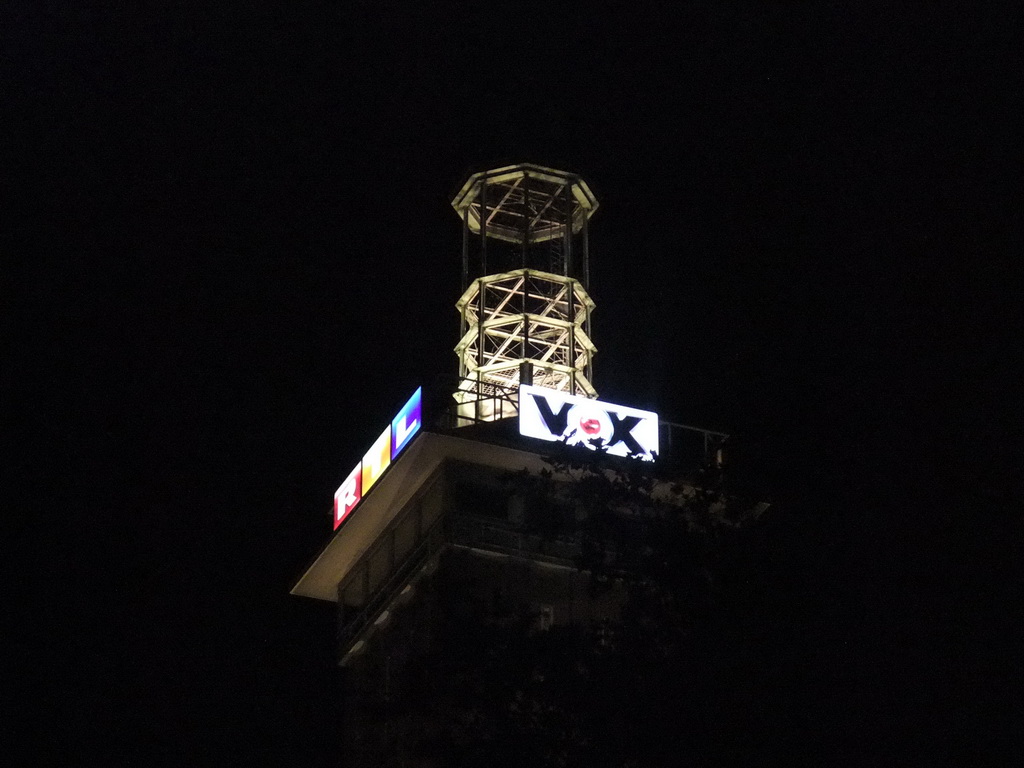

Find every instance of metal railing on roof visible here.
[448,514,580,567]
[430,374,729,468]
[338,503,447,656]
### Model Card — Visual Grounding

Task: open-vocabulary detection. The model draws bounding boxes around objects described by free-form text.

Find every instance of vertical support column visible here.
[476,278,486,421]
[480,179,488,278]
[585,301,593,388]
[459,303,467,380]
[569,325,577,395]
[477,177,488,421]
[521,173,530,269]
[521,271,529,371]
[582,215,590,293]
[568,279,576,395]
[582,216,593,387]
[460,212,469,348]
[563,182,574,278]
[461,209,469,293]
[520,173,530,372]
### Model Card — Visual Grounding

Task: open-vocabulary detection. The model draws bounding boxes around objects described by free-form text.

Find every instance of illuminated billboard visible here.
[333,387,422,529]
[519,384,658,461]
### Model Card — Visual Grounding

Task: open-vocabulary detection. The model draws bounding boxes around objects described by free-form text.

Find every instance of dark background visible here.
[5,2,1020,764]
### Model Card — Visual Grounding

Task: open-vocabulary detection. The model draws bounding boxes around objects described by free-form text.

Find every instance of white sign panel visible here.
[518,384,659,461]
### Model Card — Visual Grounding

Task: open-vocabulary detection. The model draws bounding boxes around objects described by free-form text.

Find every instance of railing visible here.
[336,472,447,654]
[437,374,521,429]
[337,508,586,655]
[338,513,446,653]
[431,374,726,439]
[431,375,729,472]
[659,421,728,468]
[338,510,581,654]
[448,514,581,567]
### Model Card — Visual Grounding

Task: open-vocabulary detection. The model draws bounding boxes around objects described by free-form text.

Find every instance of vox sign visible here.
[333,387,422,530]
[518,384,659,461]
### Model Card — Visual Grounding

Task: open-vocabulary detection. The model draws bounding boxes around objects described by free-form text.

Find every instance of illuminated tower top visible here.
[450,164,599,424]
[452,163,599,280]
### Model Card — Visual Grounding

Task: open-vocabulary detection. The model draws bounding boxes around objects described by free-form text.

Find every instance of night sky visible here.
[7,3,1020,764]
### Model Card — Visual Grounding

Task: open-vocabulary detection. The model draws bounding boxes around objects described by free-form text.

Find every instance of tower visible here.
[451,164,599,424]
[291,165,734,766]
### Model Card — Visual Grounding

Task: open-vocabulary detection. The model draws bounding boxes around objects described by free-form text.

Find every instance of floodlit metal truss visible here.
[451,164,598,246]
[450,164,600,424]
[454,269,596,422]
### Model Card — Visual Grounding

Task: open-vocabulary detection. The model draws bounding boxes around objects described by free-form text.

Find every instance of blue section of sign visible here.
[391,386,422,459]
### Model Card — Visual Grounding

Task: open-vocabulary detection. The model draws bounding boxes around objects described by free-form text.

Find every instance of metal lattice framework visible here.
[452,164,598,245]
[454,269,596,422]
[451,164,600,424]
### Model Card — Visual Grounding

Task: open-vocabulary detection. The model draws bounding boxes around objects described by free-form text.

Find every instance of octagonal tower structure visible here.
[451,164,599,425]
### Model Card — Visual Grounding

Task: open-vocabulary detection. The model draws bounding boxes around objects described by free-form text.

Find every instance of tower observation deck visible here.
[451,164,599,424]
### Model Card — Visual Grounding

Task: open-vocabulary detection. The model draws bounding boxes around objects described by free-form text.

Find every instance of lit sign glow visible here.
[336,464,362,524]
[519,384,659,461]
[391,389,422,458]
[333,387,422,529]
[361,426,392,494]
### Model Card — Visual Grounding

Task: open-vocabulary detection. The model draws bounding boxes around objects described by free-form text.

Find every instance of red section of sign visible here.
[580,417,601,435]
[334,462,363,530]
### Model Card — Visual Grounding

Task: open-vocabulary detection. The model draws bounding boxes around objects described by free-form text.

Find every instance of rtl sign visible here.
[333,387,422,529]
[519,384,658,461]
